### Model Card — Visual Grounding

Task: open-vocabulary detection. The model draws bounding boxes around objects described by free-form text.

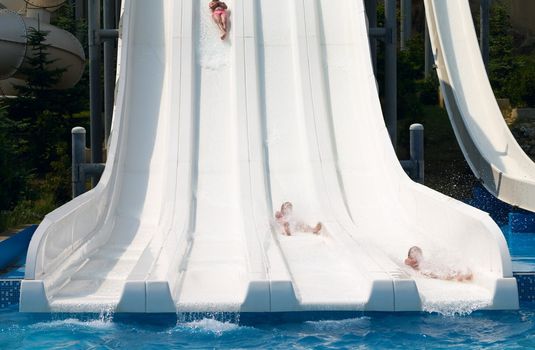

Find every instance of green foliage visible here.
[0,108,30,210]
[375,7,440,120]
[0,3,90,231]
[488,3,515,98]
[419,75,440,106]
[0,192,57,232]
[9,27,66,109]
[52,2,86,41]
[5,26,70,175]
[506,56,535,107]
[397,34,425,119]
[487,2,535,107]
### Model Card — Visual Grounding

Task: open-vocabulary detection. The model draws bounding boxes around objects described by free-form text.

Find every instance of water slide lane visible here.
[318,0,506,311]
[43,0,175,310]
[171,2,262,311]
[255,0,406,310]
[424,0,535,211]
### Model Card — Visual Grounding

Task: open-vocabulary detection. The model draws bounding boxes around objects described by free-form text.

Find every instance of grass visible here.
[0,183,57,232]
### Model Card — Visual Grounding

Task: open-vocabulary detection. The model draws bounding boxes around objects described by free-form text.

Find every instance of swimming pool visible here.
[1,305,535,349]
[503,225,535,273]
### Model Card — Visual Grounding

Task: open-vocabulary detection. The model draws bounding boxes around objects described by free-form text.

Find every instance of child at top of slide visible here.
[405,246,473,282]
[275,202,322,236]
[209,0,230,40]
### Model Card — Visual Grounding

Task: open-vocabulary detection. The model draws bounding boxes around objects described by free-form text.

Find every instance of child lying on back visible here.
[405,246,473,282]
[275,201,322,236]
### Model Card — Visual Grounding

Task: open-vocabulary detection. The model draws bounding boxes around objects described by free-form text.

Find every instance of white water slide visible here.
[20,0,518,313]
[425,0,535,211]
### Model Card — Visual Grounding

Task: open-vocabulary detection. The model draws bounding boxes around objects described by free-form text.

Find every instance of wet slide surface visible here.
[20,0,518,313]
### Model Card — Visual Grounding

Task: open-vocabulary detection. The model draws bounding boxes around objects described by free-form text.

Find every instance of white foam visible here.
[29,318,115,330]
[305,317,371,331]
[182,318,240,335]
[417,278,492,316]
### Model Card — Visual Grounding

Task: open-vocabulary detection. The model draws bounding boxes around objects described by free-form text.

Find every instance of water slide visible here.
[20,0,518,313]
[424,0,535,212]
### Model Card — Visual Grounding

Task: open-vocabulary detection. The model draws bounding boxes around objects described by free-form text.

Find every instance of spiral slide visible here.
[424,0,535,212]
[20,0,518,313]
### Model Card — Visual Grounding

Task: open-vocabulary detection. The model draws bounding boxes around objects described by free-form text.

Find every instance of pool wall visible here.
[0,280,20,309]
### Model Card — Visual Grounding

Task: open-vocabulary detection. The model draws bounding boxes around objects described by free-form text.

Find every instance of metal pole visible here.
[103,0,116,146]
[424,21,432,78]
[480,0,490,71]
[400,0,412,51]
[89,0,103,184]
[72,127,87,197]
[74,0,84,21]
[365,0,377,75]
[116,0,121,28]
[409,124,424,184]
[384,0,397,149]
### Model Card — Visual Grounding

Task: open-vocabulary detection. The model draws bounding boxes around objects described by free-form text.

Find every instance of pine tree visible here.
[4,25,68,174]
[0,107,29,210]
[488,3,515,98]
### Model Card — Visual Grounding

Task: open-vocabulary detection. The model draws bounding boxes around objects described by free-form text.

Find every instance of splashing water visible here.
[174,312,241,336]
[177,311,240,324]
[422,299,492,317]
[197,1,231,70]
[2,305,535,349]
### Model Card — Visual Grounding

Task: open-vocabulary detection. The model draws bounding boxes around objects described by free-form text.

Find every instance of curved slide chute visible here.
[20,0,517,313]
[424,0,535,212]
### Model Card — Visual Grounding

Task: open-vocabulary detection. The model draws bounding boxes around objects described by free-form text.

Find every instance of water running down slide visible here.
[424,0,535,212]
[20,0,518,313]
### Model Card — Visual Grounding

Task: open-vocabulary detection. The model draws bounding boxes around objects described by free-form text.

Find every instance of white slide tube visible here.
[424,0,535,212]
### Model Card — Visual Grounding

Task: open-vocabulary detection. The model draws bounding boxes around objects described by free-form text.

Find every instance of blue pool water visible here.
[2,306,535,349]
[503,225,535,272]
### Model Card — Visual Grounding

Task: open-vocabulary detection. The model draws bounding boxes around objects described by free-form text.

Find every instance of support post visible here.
[384,0,397,150]
[74,0,85,21]
[88,0,103,179]
[365,0,377,75]
[72,127,87,198]
[480,0,490,71]
[409,124,424,184]
[424,21,432,78]
[400,0,412,51]
[103,0,116,145]
[116,0,122,28]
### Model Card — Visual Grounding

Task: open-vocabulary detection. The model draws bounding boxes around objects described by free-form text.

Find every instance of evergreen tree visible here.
[0,108,29,210]
[488,3,515,98]
[0,5,90,228]
[4,25,68,174]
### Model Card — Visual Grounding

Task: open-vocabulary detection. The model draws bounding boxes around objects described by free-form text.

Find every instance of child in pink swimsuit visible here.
[209,0,229,40]
[275,202,322,236]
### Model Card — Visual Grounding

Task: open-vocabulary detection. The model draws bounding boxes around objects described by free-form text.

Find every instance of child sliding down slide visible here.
[275,202,322,236]
[209,0,230,40]
[404,246,473,282]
